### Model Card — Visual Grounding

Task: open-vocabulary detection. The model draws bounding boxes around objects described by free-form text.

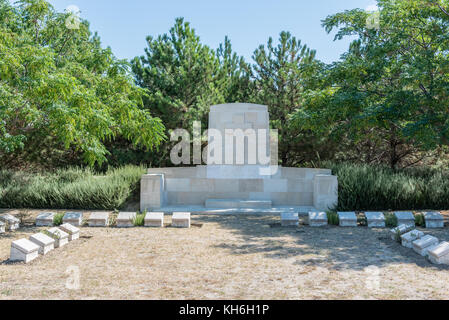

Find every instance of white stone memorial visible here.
[281,212,299,227]
[0,214,20,231]
[63,212,83,226]
[337,212,357,227]
[29,233,55,255]
[427,242,449,265]
[413,235,439,256]
[46,227,69,248]
[401,230,424,249]
[88,212,110,227]
[365,212,385,228]
[309,212,328,227]
[59,223,80,241]
[141,103,338,213]
[116,212,136,228]
[144,212,164,227]
[0,221,5,233]
[36,212,55,227]
[390,224,415,240]
[394,212,415,227]
[10,239,40,263]
[423,212,444,229]
[172,212,191,228]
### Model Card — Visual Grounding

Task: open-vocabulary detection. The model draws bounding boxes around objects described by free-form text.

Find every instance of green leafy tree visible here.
[0,0,165,167]
[252,31,321,166]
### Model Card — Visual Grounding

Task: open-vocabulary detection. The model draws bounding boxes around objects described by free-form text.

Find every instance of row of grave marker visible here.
[10,223,80,264]
[391,224,449,265]
[281,211,445,228]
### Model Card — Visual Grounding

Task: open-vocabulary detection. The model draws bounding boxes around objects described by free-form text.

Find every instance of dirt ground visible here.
[1,209,449,300]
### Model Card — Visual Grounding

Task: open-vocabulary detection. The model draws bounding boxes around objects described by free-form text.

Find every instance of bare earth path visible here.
[1,210,449,300]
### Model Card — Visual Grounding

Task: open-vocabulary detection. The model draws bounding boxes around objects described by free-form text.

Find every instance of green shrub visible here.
[53,212,65,226]
[415,213,425,227]
[384,213,398,228]
[133,211,146,227]
[327,211,340,225]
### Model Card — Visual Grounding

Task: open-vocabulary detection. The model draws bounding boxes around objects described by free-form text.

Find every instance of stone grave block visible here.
[337,212,357,227]
[172,212,191,228]
[29,233,55,255]
[281,212,299,227]
[401,230,424,249]
[0,214,20,231]
[63,212,83,227]
[413,235,439,256]
[59,223,80,241]
[423,212,444,229]
[365,212,385,228]
[0,221,5,234]
[36,212,55,227]
[390,224,415,240]
[394,212,415,227]
[116,212,136,228]
[309,212,328,227]
[428,242,449,265]
[46,227,69,248]
[88,212,110,227]
[144,212,164,227]
[10,239,39,263]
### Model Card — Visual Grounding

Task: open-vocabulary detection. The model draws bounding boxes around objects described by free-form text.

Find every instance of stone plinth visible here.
[0,221,5,234]
[172,212,191,228]
[29,233,55,255]
[365,212,385,228]
[63,212,83,227]
[428,242,449,265]
[313,175,338,211]
[413,235,439,256]
[116,212,136,228]
[394,212,415,227]
[390,224,415,240]
[144,212,164,227]
[88,212,110,227]
[309,212,328,227]
[59,223,80,241]
[338,212,357,227]
[10,239,39,263]
[46,228,69,248]
[281,212,299,227]
[0,214,20,231]
[401,230,424,248]
[141,174,165,211]
[423,212,444,229]
[36,212,55,227]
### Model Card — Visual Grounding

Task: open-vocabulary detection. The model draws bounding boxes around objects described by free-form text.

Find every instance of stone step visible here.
[205,199,272,209]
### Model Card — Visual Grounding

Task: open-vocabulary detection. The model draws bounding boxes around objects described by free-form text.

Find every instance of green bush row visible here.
[0,166,145,210]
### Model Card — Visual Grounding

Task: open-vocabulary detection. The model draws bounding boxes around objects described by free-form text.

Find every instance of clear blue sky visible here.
[48,0,376,64]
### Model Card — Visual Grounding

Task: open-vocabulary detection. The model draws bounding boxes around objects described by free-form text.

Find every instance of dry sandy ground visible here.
[1,210,449,300]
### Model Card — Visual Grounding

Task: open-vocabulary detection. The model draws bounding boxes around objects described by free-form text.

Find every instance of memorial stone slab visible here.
[36,212,55,227]
[423,212,444,229]
[29,233,55,255]
[390,224,415,240]
[63,212,83,227]
[401,230,424,248]
[309,212,328,227]
[144,212,164,227]
[88,212,110,227]
[0,214,20,231]
[365,212,385,228]
[172,212,191,228]
[394,212,415,227]
[10,238,39,263]
[337,212,357,227]
[116,212,136,228]
[428,242,449,265]
[46,227,69,248]
[281,212,299,227]
[59,223,80,241]
[413,235,439,256]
